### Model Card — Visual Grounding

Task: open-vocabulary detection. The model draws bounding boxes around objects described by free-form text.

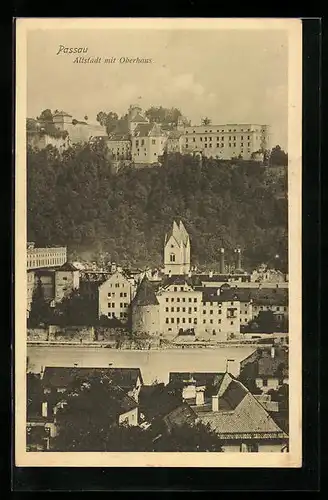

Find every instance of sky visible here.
[27,28,288,149]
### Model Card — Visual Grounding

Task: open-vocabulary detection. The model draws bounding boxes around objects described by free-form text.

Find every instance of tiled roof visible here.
[199,379,287,438]
[163,403,197,431]
[139,384,194,422]
[132,277,159,306]
[130,113,148,123]
[58,262,79,272]
[42,367,143,390]
[107,133,130,141]
[168,130,183,139]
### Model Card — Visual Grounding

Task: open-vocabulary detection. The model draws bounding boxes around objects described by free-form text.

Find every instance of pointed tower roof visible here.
[165,220,183,246]
[132,277,159,306]
[179,220,190,246]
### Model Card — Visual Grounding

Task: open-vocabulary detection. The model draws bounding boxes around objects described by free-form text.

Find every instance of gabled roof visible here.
[132,277,159,307]
[107,133,130,141]
[53,111,72,117]
[197,377,287,438]
[57,262,79,272]
[130,113,148,123]
[133,122,165,138]
[160,275,194,289]
[42,367,143,390]
[164,220,190,247]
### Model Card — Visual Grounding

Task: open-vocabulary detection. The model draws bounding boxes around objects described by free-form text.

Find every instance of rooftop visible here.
[42,367,143,390]
[132,277,159,307]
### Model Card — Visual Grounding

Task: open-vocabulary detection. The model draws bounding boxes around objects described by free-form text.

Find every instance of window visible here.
[188,318,192,323]
[182,318,186,323]
[189,298,192,303]
[205,144,207,148]
[177,318,180,323]
[107,312,112,318]
[218,319,221,324]
[194,318,197,324]
[112,302,115,308]
[180,286,184,291]
[209,136,212,141]
[141,139,144,146]
[107,293,111,298]
[277,306,280,311]
[230,320,234,325]
[124,292,127,297]
[136,140,139,147]
[233,143,236,147]
[203,310,206,315]
[124,303,128,308]
[177,298,180,302]
[62,277,67,281]
[210,319,213,324]
[203,319,206,324]
[177,307,180,312]
[263,379,268,387]
[115,283,119,288]
[182,298,186,302]
[166,318,169,323]
[120,303,123,308]
[170,253,175,262]
[229,143,231,147]
[171,298,174,302]
[120,292,123,297]
[200,137,202,141]
[152,139,156,145]
[194,307,197,312]
[193,138,195,142]
[120,312,124,318]
[210,310,213,315]
[185,138,188,142]
[194,298,197,303]
[171,307,174,312]
[218,309,222,314]
[107,303,111,308]
[171,318,174,323]
[165,307,169,312]
[182,307,186,312]
[174,287,177,292]
[166,298,169,302]
[188,307,192,313]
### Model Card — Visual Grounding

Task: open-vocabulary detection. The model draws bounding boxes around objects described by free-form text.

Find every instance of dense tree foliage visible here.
[27,143,288,271]
[144,106,182,128]
[53,377,222,452]
[269,145,288,167]
[28,278,54,327]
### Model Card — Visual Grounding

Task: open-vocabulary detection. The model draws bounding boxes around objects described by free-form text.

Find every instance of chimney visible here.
[209,270,213,278]
[236,248,242,270]
[271,346,275,358]
[212,395,219,412]
[42,401,48,418]
[220,248,225,274]
[168,269,172,278]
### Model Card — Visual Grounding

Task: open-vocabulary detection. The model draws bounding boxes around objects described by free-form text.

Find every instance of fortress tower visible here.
[164,220,191,275]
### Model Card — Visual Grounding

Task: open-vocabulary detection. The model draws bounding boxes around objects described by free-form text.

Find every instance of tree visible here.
[96,111,119,135]
[153,421,223,452]
[28,278,53,327]
[247,310,277,333]
[201,117,212,126]
[269,145,288,167]
[37,109,53,122]
[54,289,98,326]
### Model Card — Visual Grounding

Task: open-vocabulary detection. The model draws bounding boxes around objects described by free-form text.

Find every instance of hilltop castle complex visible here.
[27,104,270,163]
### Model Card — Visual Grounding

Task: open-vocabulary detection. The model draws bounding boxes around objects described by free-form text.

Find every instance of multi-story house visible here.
[98,270,137,323]
[181,123,270,160]
[131,123,167,165]
[106,132,131,160]
[27,242,67,270]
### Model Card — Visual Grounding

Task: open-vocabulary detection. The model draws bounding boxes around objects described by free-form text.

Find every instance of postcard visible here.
[15,17,302,467]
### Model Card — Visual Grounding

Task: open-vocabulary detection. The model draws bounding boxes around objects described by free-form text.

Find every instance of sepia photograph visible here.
[15,18,302,467]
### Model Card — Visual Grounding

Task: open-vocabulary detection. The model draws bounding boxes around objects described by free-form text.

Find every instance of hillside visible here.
[27,142,288,272]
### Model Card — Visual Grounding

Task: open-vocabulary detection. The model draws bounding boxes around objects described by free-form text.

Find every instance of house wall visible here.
[27,271,36,313]
[107,139,131,159]
[55,270,80,302]
[98,271,135,322]
[255,377,280,392]
[118,407,138,426]
[181,124,269,160]
[132,135,167,164]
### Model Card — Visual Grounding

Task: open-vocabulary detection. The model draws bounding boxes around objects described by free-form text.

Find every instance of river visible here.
[27,345,256,384]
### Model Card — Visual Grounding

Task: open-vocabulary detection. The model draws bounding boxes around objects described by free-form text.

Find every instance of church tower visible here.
[164,220,191,275]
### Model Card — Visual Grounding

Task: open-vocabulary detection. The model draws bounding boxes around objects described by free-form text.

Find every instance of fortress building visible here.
[164,220,191,276]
